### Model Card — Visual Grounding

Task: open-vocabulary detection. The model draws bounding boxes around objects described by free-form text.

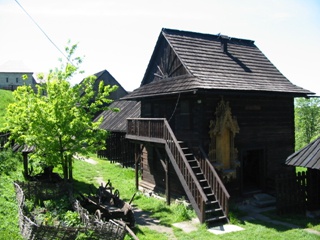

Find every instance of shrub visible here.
[0,150,21,175]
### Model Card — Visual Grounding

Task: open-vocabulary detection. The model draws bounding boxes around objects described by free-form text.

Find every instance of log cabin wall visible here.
[140,144,185,196]
[139,93,295,195]
[200,94,295,194]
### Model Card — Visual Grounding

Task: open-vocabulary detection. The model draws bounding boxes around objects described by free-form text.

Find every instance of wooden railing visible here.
[0,132,10,151]
[127,118,208,222]
[127,118,165,139]
[197,146,230,217]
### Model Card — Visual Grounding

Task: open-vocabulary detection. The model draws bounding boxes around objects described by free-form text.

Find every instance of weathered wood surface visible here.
[79,181,136,228]
[126,118,229,224]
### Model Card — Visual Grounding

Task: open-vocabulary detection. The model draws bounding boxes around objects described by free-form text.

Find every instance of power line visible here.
[14,0,72,64]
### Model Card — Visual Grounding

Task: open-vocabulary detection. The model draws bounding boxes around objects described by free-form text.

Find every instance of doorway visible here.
[241,149,265,193]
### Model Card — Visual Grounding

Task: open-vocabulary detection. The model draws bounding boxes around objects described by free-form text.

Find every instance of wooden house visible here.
[90,69,127,101]
[123,28,313,224]
[79,69,128,118]
[286,136,320,211]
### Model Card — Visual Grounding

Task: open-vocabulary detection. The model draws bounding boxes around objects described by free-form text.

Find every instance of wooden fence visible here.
[14,181,126,240]
[275,171,307,215]
[0,132,10,151]
[97,132,135,167]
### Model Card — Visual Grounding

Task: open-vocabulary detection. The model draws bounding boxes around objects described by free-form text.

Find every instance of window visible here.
[6,77,8,83]
[16,77,19,83]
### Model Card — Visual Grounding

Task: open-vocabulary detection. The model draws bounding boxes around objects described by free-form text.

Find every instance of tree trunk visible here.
[62,157,68,182]
[68,155,73,182]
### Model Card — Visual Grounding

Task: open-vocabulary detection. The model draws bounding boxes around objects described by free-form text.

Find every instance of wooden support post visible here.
[22,152,28,179]
[166,157,171,205]
[157,147,171,205]
[135,144,139,191]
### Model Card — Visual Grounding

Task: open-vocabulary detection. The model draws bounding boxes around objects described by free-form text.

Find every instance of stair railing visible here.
[197,146,230,217]
[127,118,208,222]
[162,119,208,222]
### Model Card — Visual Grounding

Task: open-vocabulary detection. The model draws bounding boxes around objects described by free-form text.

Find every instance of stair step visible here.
[206,208,222,213]
[188,159,197,163]
[191,166,200,170]
[206,216,227,223]
[206,200,218,205]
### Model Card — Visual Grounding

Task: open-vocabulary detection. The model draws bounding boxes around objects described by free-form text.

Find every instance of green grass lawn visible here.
[73,155,320,240]
[1,152,320,240]
[0,89,14,129]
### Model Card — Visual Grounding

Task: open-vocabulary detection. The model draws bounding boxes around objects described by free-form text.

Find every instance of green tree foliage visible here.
[295,97,320,150]
[2,43,118,181]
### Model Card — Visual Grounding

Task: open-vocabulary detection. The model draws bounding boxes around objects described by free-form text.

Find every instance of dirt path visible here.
[134,208,177,239]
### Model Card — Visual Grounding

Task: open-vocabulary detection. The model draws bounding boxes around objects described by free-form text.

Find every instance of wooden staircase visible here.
[126,118,230,225]
[179,142,228,224]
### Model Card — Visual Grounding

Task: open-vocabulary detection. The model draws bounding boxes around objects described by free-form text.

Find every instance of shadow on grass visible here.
[262,210,320,229]
[72,178,98,197]
[244,218,295,232]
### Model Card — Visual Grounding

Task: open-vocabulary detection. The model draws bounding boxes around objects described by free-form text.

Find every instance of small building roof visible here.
[123,28,313,100]
[95,100,141,132]
[0,60,33,73]
[286,137,320,169]
[80,69,128,102]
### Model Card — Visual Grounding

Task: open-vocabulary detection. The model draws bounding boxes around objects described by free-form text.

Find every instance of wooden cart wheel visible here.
[94,209,101,221]
[114,189,120,198]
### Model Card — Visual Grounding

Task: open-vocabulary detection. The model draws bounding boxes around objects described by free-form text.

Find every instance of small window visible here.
[16,77,19,83]
[6,77,8,83]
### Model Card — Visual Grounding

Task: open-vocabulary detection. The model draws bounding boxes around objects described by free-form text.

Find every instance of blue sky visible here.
[0,0,319,94]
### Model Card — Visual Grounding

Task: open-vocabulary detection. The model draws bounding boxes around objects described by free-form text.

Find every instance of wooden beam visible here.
[134,143,144,191]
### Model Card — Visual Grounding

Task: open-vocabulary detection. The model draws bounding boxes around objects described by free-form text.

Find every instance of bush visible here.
[0,150,21,175]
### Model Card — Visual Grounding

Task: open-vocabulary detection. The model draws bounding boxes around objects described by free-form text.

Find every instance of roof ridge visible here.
[162,28,255,45]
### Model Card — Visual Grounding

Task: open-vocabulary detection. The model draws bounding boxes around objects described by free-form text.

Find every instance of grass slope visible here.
[1,153,320,239]
[0,89,14,129]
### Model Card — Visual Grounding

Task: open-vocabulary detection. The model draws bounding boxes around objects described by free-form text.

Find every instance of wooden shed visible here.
[79,69,128,118]
[96,100,141,167]
[286,137,320,211]
[123,28,314,224]
[86,69,127,101]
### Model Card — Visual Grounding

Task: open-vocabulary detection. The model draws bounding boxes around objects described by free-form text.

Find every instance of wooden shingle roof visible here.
[80,69,128,102]
[123,28,313,100]
[286,137,320,170]
[95,100,141,132]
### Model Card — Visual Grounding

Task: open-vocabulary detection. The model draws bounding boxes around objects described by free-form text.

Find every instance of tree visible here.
[2,43,118,181]
[295,97,320,151]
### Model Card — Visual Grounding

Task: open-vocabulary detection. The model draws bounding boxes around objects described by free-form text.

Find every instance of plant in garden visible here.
[0,150,21,175]
[2,42,118,181]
